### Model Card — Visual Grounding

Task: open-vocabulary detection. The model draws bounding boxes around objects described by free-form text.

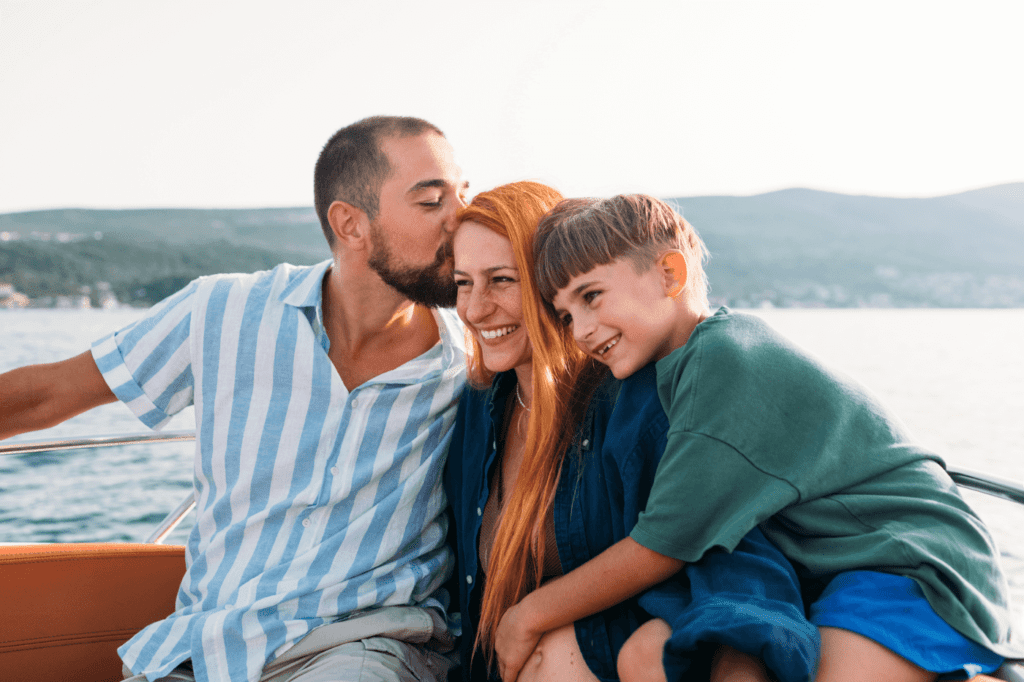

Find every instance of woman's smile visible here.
[479,324,520,340]
[453,220,533,374]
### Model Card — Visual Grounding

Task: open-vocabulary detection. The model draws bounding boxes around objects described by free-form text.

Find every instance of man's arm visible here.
[495,536,684,682]
[0,351,117,441]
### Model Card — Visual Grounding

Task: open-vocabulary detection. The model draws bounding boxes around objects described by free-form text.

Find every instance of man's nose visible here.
[443,194,467,233]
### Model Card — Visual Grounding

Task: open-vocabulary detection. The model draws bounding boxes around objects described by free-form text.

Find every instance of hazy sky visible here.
[1,0,1022,213]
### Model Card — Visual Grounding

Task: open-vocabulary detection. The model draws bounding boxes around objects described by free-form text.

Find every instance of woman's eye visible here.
[583,290,600,304]
[454,278,470,287]
[560,313,573,327]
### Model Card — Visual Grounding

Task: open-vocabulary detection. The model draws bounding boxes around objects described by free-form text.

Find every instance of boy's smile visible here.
[551,258,682,379]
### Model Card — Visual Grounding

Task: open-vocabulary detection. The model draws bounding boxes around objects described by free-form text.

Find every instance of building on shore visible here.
[0,283,30,309]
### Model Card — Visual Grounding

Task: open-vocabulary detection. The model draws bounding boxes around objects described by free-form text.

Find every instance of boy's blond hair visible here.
[533,194,710,309]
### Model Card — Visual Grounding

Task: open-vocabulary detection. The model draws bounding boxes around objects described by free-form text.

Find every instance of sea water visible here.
[1,307,1022,623]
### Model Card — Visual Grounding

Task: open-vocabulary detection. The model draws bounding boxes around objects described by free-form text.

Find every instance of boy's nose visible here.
[572,316,595,345]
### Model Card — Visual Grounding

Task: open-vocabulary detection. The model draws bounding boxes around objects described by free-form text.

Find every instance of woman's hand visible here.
[496,599,543,682]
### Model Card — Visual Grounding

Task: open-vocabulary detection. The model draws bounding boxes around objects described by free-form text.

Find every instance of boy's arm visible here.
[0,351,117,440]
[496,536,684,682]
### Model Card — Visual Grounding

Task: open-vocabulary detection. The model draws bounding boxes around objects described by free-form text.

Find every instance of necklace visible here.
[515,383,531,412]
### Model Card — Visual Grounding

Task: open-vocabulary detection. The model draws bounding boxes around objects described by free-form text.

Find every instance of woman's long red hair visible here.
[456,182,605,665]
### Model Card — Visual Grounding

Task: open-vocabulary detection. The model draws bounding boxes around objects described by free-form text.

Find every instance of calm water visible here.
[1,307,1022,622]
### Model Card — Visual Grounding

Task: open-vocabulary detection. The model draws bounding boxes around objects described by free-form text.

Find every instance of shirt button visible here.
[351,398,359,408]
[331,466,339,476]
[582,439,590,447]
[466,575,473,585]
[477,507,483,517]
[302,518,311,528]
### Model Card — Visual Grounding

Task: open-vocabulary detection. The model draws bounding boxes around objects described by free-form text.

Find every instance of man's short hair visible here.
[313,116,445,246]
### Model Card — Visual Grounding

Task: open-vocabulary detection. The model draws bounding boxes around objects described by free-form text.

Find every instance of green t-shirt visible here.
[630,308,1021,657]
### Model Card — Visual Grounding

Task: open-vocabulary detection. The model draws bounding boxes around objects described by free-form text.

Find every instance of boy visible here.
[498,194,1020,681]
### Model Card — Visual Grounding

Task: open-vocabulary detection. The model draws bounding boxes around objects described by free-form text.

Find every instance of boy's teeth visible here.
[480,325,518,339]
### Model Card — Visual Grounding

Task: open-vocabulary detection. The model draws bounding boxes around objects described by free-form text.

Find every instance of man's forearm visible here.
[0,351,116,440]
[517,536,684,634]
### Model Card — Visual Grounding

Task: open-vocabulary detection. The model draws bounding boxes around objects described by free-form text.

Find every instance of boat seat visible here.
[0,541,1020,682]
[0,542,185,682]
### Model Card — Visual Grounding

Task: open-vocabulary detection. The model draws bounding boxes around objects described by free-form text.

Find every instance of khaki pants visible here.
[122,606,457,682]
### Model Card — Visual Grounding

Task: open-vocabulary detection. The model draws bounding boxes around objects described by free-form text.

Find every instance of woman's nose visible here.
[464,287,492,322]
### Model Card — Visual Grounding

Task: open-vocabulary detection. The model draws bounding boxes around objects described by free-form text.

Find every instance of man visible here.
[0,116,470,682]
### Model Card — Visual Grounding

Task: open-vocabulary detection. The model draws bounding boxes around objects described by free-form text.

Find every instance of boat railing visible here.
[1,431,1022,543]
[0,430,197,544]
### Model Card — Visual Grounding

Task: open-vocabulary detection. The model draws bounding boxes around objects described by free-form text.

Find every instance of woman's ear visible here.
[659,251,688,297]
[327,200,369,250]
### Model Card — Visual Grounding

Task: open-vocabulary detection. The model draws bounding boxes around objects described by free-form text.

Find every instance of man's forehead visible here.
[381,133,463,191]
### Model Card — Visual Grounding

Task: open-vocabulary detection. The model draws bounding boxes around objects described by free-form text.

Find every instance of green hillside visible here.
[2,183,1022,307]
[672,183,1024,307]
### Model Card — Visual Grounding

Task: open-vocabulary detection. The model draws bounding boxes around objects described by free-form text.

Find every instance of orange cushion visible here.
[0,543,185,682]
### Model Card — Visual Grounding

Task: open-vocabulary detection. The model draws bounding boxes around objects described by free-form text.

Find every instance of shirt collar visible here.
[278,259,466,376]
[279,259,333,310]
[433,307,467,370]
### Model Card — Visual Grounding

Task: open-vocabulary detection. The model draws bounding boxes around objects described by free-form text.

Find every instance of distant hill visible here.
[0,208,326,305]
[2,183,1022,307]
[670,182,1024,307]
[0,207,326,258]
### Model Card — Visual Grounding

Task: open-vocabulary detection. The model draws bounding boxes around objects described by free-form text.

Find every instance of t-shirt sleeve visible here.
[90,281,199,429]
[630,430,800,562]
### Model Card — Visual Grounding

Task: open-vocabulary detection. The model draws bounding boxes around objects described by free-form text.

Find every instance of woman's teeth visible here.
[480,325,518,340]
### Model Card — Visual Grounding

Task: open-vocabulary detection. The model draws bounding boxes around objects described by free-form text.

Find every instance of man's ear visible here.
[327,200,370,250]
[659,251,688,298]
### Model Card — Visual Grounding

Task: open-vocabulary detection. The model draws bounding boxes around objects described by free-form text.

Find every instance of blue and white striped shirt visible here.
[91,260,466,682]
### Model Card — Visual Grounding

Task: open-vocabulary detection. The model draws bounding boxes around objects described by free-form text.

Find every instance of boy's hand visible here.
[495,599,541,682]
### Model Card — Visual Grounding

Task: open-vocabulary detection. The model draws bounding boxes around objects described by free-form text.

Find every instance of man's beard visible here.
[367,223,457,308]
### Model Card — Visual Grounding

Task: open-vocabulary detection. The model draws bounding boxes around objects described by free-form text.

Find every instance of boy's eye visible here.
[583,290,600,304]
[559,313,573,327]
[454,277,470,287]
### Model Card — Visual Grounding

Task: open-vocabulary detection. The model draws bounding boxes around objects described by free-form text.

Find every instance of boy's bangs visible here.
[535,217,619,303]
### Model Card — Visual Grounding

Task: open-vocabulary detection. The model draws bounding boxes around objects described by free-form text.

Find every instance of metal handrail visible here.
[0,429,196,456]
[947,465,1024,505]
[146,490,196,544]
[0,430,197,544]
[1,432,1021,545]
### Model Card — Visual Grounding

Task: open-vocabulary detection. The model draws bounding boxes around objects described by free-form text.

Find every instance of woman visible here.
[444,182,818,682]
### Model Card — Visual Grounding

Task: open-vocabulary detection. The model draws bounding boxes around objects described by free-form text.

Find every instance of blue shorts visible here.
[809,571,1004,680]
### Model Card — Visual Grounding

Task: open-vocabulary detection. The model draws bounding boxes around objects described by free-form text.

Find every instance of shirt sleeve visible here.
[630,430,800,562]
[90,281,199,429]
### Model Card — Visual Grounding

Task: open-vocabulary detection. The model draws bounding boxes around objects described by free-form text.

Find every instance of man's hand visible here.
[495,598,543,682]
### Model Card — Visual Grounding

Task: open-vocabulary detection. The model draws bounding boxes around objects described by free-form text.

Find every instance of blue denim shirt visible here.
[444,365,669,681]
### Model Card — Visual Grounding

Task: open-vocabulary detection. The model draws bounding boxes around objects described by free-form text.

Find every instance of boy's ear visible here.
[327,200,369,250]
[659,251,688,298]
